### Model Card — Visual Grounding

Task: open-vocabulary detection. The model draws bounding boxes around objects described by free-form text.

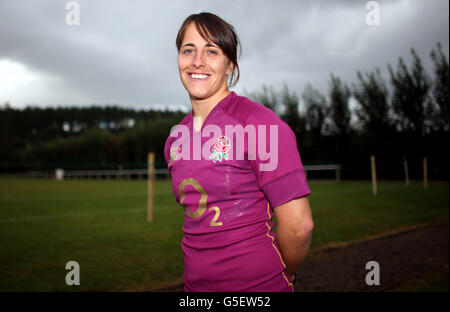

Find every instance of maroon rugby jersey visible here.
[164,91,310,291]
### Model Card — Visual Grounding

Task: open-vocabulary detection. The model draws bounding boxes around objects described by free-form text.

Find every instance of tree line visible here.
[0,106,185,171]
[1,42,448,180]
[246,42,448,180]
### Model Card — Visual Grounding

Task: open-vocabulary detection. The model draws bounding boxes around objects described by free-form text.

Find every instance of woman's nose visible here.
[192,51,206,68]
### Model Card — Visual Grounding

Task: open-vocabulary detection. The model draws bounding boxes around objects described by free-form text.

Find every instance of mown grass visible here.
[306,181,449,250]
[0,178,448,291]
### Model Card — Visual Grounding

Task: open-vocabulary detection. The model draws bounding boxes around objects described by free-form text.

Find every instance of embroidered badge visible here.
[209,136,231,163]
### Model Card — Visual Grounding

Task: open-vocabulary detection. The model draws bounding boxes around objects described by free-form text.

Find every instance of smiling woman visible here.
[165,12,313,292]
[175,14,241,125]
[176,13,240,88]
[177,23,233,106]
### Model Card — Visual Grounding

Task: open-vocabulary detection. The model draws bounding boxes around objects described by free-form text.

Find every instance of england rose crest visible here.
[209,136,231,163]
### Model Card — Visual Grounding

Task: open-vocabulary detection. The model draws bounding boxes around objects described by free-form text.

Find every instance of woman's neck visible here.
[190,88,231,130]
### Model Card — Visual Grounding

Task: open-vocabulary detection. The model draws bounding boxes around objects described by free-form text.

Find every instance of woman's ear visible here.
[226,61,234,76]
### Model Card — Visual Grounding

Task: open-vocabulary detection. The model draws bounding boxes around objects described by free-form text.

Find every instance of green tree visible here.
[279,84,305,138]
[430,42,449,132]
[388,48,431,136]
[329,73,352,136]
[302,83,329,139]
[352,67,391,134]
[246,85,279,113]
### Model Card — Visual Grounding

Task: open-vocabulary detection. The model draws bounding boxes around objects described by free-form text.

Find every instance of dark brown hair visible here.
[176,12,241,87]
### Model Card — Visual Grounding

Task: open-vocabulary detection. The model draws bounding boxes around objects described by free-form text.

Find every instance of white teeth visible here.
[191,74,209,79]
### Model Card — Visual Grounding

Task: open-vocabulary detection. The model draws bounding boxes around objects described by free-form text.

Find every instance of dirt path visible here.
[295,219,449,292]
[155,219,449,292]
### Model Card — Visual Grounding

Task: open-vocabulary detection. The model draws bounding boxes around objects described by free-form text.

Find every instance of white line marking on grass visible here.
[0,208,146,223]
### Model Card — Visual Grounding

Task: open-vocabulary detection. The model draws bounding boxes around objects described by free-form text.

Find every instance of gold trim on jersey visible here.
[265,202,294,291]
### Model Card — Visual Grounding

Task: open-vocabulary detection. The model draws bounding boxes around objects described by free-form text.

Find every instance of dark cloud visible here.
[0,0,448,109]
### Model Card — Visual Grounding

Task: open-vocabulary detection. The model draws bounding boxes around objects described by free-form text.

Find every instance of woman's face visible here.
[178,22,233,101]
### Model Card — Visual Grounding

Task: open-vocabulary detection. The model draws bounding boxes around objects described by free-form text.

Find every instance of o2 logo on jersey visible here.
[179,178,223,227]
[209,136,231,163]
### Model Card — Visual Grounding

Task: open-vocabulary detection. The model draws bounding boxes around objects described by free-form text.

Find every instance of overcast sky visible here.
[0,0,448,111]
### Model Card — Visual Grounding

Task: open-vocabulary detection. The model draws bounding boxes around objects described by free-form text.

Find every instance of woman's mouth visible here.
[188,73,211,80]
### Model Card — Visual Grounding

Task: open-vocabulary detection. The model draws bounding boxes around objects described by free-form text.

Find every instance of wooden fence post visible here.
[147,152,155,222]
[371,155,378,196]
[423,157,428,190]
[403,155,410,186]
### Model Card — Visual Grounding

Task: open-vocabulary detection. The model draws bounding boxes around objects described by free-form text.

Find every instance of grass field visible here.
[0,177,448,291]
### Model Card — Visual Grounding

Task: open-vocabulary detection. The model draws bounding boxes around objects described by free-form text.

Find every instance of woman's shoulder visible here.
[163,112,192,162]
[177,111,193,127]
[164,111,192,143]
[226,93,287,127]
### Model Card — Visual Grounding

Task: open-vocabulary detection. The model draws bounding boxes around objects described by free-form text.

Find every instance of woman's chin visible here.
[187,90,211,101]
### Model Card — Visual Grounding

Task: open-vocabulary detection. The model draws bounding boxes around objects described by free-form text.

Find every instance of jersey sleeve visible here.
[163,133,173,167]
[249,116,310,208]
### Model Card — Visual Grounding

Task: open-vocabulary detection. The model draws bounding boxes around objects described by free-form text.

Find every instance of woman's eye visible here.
[183,49,193,54]
[208,50,218,55]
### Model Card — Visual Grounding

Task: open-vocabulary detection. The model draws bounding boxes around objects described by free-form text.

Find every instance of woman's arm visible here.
[273,196,314,278]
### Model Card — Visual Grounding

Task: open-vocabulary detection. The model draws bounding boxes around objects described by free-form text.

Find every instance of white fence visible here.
[1,164,342,181]
[304,164,342,182]
[0,171,52,178]
[63,169,170,180]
